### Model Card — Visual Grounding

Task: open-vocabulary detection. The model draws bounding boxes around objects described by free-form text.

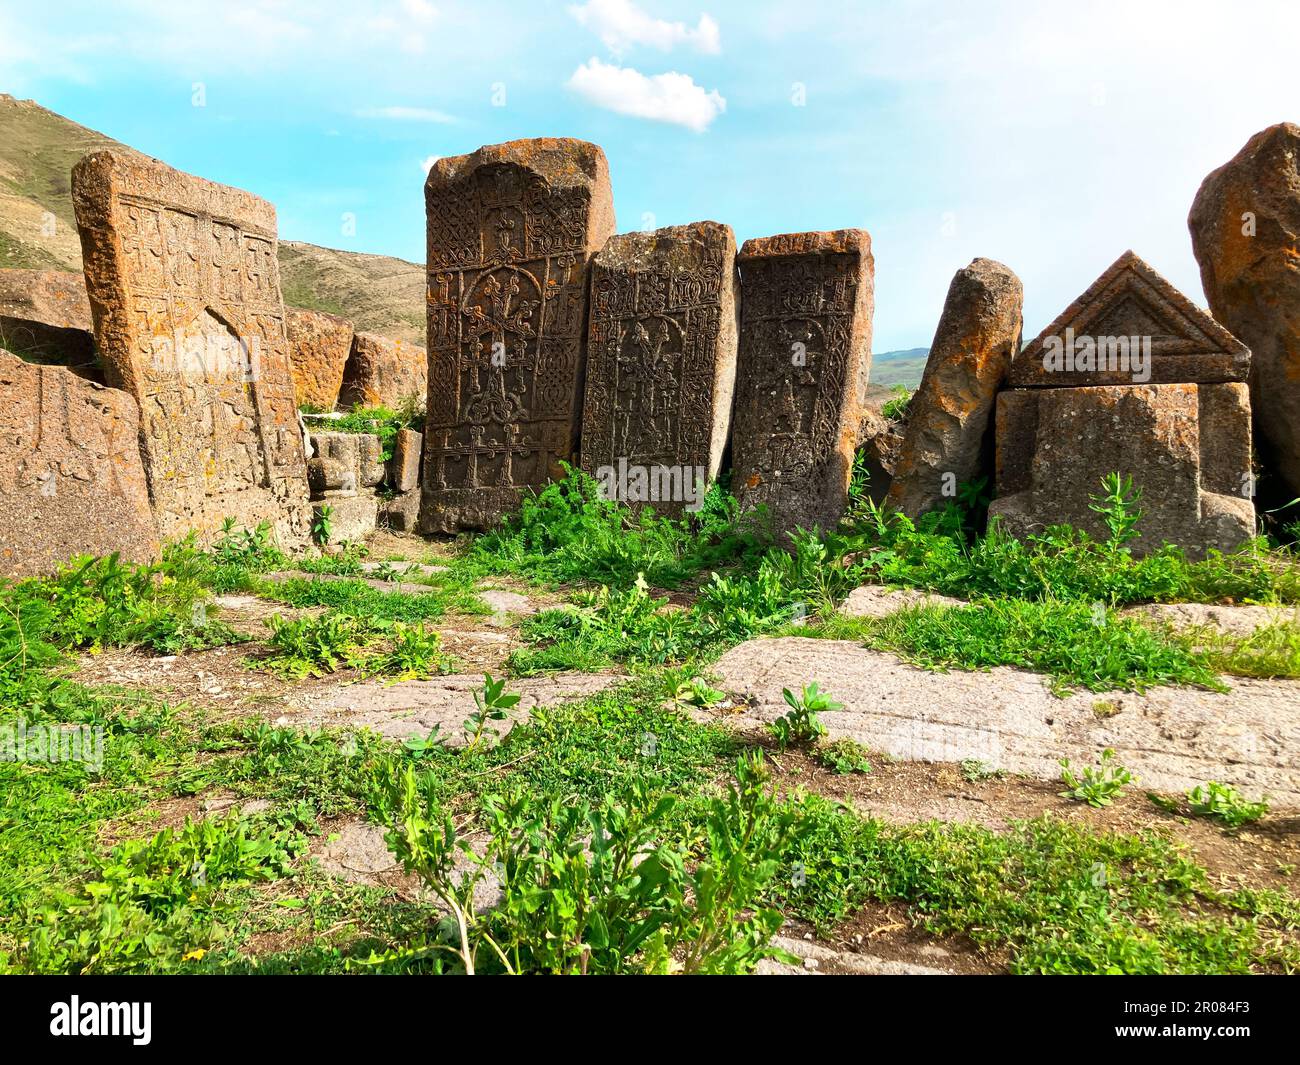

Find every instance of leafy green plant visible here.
[1089,473,1144,549]
[312,505,334,546]
[463,674,521,752]
[368,622,453,680]
[1060,748,1133,807]
[815,737,872,775]
[881,385,912,421]
[674,677,726,707]
[960,759,1005,783]
[260,613,376,678]
[1187,782,1269,828]
[768,683,839,750]
[373,751,794,974]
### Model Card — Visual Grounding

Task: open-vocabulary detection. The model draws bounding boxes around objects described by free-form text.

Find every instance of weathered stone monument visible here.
[731,230,873,535]
[581,221,739,516]
[988,251,1254,557]
[72,151,311,546]
[339,331,426,411]
[421,138,616,532]
[0,349,157,576]
[889,258,1022,518]
[0,269,99,383]
[1189,122,1300,500]
[286,306,352,411]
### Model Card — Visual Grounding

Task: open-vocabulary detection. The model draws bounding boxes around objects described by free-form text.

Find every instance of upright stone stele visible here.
[581,221,739,516]
[71,151,311,546]
[732,230,874,536]
[421,139,616,532]
[988,251,1254,558]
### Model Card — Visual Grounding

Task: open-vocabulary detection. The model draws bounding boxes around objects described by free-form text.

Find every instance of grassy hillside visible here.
[870,347,928,390]
[0,94,425,344]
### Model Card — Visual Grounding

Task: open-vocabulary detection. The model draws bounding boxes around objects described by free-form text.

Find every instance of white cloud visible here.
[356,105,457,123]
[420,154,440,174]
[568,56,724,131]
[569,0,720,55]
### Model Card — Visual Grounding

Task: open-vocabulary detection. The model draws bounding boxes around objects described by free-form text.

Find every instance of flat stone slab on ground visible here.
[712,637,1300,806]
[476,589,536,615]
[755,935,953,976]
[839,585,968,618]
[359,561,448,577]
[263,570,440,597]
[305,672,617,743]
[1121,602,1299,639]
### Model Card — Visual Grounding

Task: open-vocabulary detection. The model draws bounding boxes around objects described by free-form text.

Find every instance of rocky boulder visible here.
[1189,122,1300,499]
[888,258,1021,518]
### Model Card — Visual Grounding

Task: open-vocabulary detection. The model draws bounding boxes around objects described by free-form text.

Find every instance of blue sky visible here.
[2,0,1298,351]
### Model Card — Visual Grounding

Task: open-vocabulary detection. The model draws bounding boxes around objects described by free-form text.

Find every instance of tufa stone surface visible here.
[732,229,874,536]
[421,138,616,533]
[888,258,1021,518]
[1010,250,1249,388]
[388,427,422,492]
[306,431,384,499]
[71,150,311,547]
[1189,122,1300,498]
[339,331,426,410]
[855,399,906,506]
[712,636,1300,807]
[990,252,1254,559]
[0,348,158,576]
[581,221,739,517]
[988,382,1254,558]
[313,494,378,544]
[285,306,352,411]
[0,268,100,382]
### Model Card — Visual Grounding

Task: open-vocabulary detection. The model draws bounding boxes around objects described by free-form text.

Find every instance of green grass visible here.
[255,574,485,622]
[772,795,1299,974]
[801,600,1227,694]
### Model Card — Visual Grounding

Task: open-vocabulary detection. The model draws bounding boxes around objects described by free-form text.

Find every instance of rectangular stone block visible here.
[307,431,384,499]
[0,349,158,577]
[71,150,311,547]
[421,138,616,532]
[389,427,422,492]
[988,383,1254,558]
[732,230,873,535]
[580,221,739,517]
[313,494,377,545]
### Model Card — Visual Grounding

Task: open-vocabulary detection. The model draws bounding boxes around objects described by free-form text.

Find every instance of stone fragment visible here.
[313,495,377,544]
[0,268,100,382]
[989,252,1254,558]
[71,150,311,546]
[380,489,421,532]
[0,348,158,576]
[854,401,906,506]
[305,431,384,499]
[388,427,422,492]
[731,230,873,535]
[888,258,1021,517]
[338,331,426,410]
[1189,122,1300,498]
[421,138,616,532]
[285,306,352,411]
[581,221,739,517]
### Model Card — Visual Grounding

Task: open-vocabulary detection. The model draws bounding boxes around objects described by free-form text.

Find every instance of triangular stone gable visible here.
[1010,250,1249,386]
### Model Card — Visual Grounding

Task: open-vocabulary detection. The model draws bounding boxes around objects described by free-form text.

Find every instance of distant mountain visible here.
[870,347,928,390]
[0,94,425,345]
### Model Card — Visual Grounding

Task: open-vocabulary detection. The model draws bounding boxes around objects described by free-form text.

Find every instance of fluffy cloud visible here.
[569,0,720,55]
[567,56,725,131]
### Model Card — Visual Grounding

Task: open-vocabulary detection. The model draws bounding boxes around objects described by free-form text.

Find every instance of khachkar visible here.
[731,230,874,536]
[421,138,616,532]
[71,151,311,546]
[988,251,1254,559]
[581,221,739,517]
